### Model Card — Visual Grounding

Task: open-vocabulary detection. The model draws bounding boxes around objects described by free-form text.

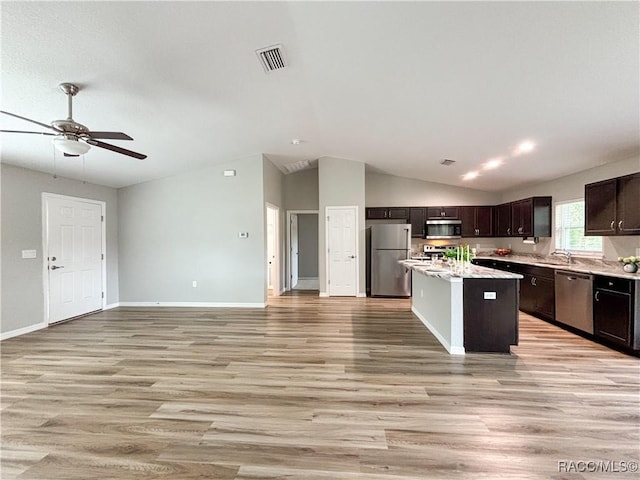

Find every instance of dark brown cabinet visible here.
[585,172,640,236]
[509,197,551,237]
[409,207,426,238]
[594,275,639,350]
[472,259,555,321]
[463,278,519,353]
[460,206,493,237]
[427,206,459,219]
[495,203,512,237]
[516,265,555,321]
[366,207,409,220]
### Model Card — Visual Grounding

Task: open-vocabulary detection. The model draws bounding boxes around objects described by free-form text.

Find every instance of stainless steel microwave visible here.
[425,219,462,239]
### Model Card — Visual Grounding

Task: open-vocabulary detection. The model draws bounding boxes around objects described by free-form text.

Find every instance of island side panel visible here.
[411,271,465,354]
[463,278,520,353]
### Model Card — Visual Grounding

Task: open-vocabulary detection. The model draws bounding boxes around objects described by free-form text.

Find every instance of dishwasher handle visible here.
[556,271,592,281]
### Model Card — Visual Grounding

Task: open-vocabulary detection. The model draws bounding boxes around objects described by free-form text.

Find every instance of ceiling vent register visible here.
[440,159,456,166]
[256,44,287,73]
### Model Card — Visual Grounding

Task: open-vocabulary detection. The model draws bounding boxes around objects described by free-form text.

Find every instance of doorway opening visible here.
[287,210,319,291]
[266,204,281,297]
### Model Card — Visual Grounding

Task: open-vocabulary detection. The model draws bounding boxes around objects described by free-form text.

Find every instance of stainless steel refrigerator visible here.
[371,224,412,297]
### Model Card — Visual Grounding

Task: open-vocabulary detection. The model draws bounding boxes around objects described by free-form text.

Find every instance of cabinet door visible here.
[387,207,409,220]
[409,208,426,238]
[594,289,631,347]
[617,173,640,235]
[585,179,617,235]
[366,208,388,220]
[476,206,494,236]
[534,276,555,321]
[427,206,459,219]
[519,198,533,236]
[511,201,522,236]
[495,203,512,236]
[459,206,476,237]
[519,274,537,313]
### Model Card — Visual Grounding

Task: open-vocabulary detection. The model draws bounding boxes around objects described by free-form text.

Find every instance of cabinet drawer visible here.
[594,275,633,294]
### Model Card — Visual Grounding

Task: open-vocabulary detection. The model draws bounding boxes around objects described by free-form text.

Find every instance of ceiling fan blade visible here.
[1,110,56,131]
[1,129,56,136]
[87,131,133,141]
[85,139,147,160]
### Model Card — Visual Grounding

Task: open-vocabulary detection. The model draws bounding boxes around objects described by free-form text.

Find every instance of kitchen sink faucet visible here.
[550,250,572,264]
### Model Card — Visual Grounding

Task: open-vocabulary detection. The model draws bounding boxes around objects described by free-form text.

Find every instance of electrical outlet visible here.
[192,281,197,288]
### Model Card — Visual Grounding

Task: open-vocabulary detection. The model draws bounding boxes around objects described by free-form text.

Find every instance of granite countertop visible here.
[401,260,523,282]
[474,254,640,281]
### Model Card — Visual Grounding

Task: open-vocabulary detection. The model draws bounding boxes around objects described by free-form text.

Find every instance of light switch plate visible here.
[22,249,37,259]
[484,291,497,300]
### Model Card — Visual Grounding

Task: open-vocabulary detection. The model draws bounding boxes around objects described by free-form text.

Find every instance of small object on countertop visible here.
[618,256,639,273]
[494,248,512,256]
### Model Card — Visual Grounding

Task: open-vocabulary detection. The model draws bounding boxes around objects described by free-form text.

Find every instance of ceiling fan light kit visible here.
[0,83,147,160]
[53,136,90,156]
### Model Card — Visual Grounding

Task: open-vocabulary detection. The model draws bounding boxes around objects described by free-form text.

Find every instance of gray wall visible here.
[297,213,319,277]
[263,156,285,294]
[284,167,319,210]
[117,154,267,305]
[366,172,500,206]
[318,156,366,295]
[1,164,119,335]
[498,156,640,260]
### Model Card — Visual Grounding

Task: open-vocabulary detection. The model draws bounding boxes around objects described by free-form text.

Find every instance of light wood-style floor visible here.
[1,294,639,479]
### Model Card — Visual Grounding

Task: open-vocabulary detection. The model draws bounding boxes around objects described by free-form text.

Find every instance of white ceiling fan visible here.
[1,83,146,160]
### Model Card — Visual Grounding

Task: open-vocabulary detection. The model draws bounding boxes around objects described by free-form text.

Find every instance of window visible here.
[555,200,602,256]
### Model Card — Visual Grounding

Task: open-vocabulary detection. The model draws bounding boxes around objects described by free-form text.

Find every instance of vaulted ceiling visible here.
[1,1,638,190]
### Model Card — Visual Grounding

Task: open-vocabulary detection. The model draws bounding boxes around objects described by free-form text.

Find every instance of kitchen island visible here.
[401,260,523,354]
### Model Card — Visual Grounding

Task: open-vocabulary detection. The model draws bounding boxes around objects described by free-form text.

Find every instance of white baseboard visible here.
[357,292,367,298]
[1,322,47,341]
[103,303,120,310]
[411,305,465,355]
[118,301,266,308]
[319,292,329,297]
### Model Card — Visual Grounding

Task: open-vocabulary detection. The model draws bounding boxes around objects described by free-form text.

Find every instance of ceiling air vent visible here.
[282,159,311,174]
[256,44,287,73]
[440,159,456,166]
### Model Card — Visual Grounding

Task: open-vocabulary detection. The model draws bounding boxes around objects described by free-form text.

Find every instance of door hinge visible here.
[101,292,104,298]
[101,253,104,260]
[101,215,104,222]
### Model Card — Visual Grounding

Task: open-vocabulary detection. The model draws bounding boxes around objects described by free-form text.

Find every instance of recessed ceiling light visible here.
[462,171,479,181]
[483,157,504,170]
[290,139,301,145]
[515,140,536,155]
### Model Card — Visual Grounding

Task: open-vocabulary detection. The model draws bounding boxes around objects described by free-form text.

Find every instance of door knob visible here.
[50,265,64,270]
[349,255,356,258]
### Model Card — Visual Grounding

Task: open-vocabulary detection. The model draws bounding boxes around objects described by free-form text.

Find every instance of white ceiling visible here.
[1,1,638,190]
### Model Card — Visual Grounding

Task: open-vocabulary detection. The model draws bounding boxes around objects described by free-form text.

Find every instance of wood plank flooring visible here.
[1,294,639,479]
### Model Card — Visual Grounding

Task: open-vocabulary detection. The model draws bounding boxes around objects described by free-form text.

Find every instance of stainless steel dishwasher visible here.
[555,270,594,333]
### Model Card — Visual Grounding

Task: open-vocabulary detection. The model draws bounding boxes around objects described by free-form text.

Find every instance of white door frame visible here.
[325,206,359,297]
[42,193,107,325]
[285,209,318,291]
[265,203,281,297]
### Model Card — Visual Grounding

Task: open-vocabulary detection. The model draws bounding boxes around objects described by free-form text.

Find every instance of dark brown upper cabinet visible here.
[510,197,551,237]
[427,206,459,219]
[366,207,409,220]
[495,203,512,237]
[586,172,640,236]
[460,206,494,237]
[409,207,426,238]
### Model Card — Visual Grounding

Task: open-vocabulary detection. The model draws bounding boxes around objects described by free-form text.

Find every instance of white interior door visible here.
[290,214,299,288]
[45,195,103,324]
[266,204,280,296]
[327,207,358,296]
